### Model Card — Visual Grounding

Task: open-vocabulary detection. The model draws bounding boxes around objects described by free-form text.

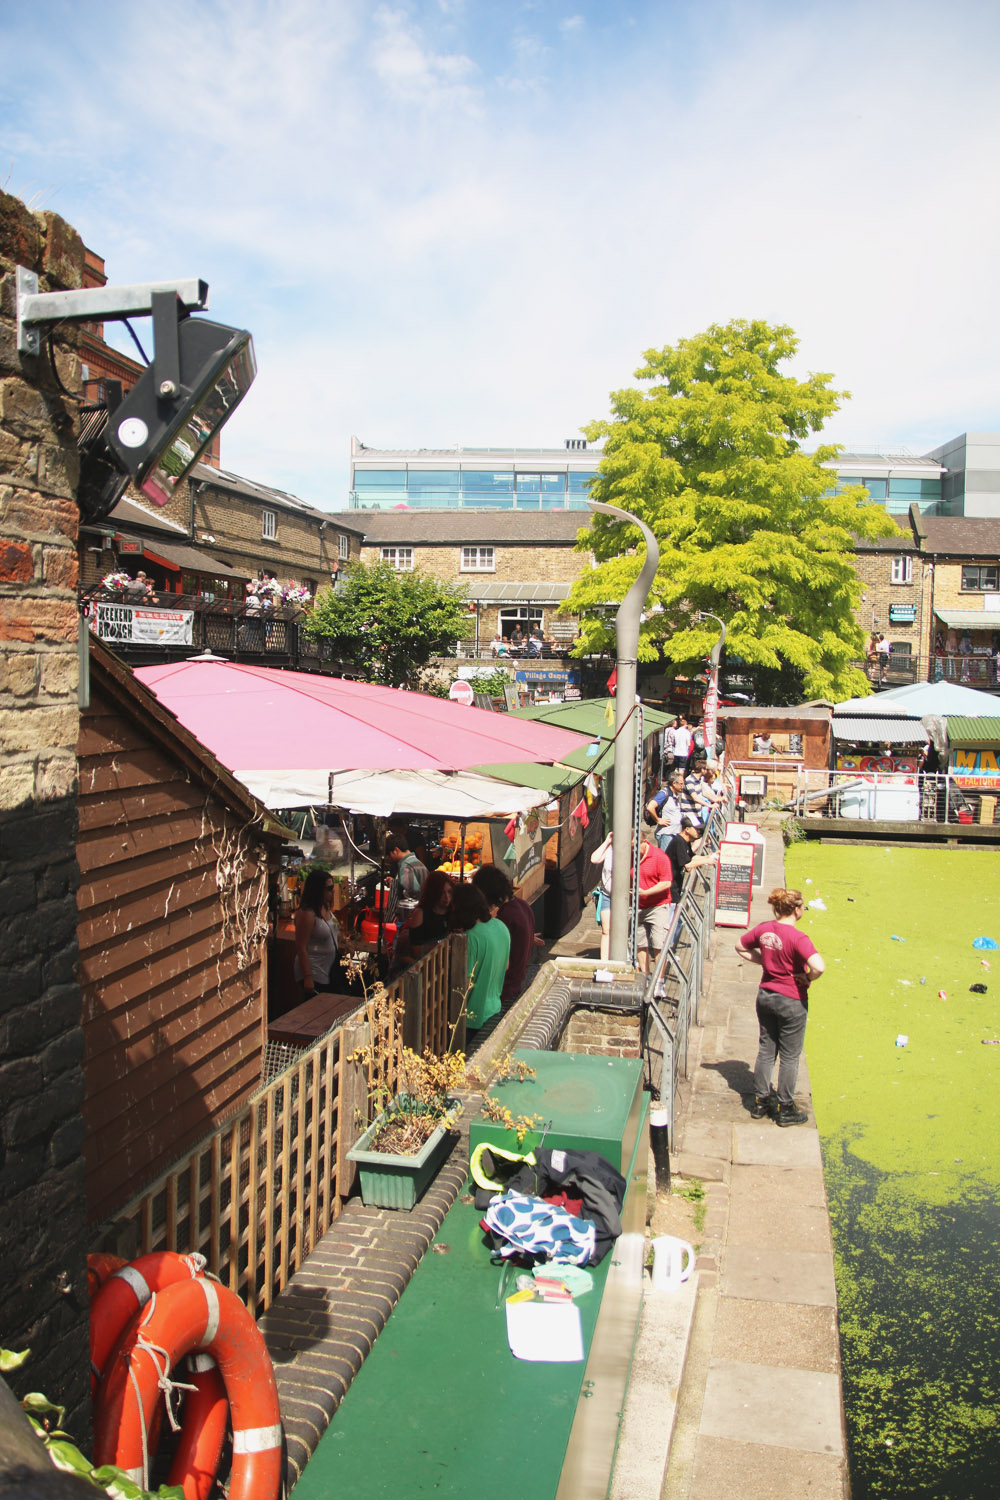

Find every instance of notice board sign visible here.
[714,841,755,928]
[723,822,766,888]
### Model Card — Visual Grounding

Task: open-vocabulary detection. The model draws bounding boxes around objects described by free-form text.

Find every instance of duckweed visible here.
[786,845,1000,1499]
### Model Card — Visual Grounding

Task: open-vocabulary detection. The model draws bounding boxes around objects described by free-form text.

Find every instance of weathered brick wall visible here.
[0,189,90,1436]
[933,559,998,611]
[559,1009,641,1058]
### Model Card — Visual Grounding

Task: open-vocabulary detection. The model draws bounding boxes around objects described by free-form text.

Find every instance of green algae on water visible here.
[785,845,1000,1500]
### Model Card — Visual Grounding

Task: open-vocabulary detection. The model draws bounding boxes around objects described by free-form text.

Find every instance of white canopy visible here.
[239,766,552,818]
[833,681,1000,718]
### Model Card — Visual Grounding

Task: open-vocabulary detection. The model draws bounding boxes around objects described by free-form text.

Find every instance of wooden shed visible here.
[719,704,833,799]
[77,640,288,1225]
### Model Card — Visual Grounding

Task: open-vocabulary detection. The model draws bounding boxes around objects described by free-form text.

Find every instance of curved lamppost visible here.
[587,501,660,962]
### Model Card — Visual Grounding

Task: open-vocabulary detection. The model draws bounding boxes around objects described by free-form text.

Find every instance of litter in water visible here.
[895,1035,909,1047]
[938,990,948,1001]
[891,934,905,943]
[972,936,998,951]
[807,898,827,910]
[970,983,987,994]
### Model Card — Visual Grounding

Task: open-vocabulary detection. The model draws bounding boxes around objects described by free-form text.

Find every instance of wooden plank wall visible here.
[78,683,271,1224]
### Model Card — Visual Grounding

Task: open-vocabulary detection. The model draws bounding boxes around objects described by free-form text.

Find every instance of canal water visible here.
[786,844,1000,1500]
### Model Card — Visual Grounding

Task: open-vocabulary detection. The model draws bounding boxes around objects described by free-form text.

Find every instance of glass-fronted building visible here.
[349,438,599,510]
[824,451,945,516]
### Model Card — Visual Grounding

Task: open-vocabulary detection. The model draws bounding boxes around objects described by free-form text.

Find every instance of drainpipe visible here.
[586,501,660,962]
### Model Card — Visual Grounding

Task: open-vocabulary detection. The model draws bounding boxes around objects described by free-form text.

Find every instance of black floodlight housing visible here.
[15,269,256,521]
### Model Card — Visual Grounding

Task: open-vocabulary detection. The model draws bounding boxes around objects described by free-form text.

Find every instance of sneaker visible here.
[775,1101,809,1127]
[748,1093,777,1120]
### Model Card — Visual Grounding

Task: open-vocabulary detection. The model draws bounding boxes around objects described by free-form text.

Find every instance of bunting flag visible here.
[606,667,617,693]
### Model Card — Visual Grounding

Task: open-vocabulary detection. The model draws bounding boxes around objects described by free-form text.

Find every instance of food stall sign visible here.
[950,748,1000,790]
[723,822,766,887]
[888,604,917,624]
[714,841,754,928]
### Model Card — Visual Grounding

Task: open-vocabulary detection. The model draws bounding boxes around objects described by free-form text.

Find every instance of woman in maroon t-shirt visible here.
[736,887,825,1127]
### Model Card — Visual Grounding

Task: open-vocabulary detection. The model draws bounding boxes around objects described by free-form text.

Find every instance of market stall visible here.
[944,715,1000,825]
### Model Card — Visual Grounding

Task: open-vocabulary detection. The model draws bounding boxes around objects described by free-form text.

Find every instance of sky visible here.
[3,0,1000,509]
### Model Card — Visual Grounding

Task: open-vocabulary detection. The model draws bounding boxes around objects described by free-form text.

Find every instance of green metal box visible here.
[469,1049,644,1174]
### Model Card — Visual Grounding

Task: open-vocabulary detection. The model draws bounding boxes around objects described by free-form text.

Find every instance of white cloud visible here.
[3,0,1000,507]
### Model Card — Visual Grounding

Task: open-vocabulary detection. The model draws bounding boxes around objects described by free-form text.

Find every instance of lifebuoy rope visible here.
[125,1293,198,1487]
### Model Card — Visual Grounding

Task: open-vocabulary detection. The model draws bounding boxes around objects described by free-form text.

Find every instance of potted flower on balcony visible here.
[346,986,467,1210]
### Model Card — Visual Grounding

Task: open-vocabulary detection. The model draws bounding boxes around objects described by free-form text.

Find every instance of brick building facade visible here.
[0,189,91,1435]
[328,509,591,643]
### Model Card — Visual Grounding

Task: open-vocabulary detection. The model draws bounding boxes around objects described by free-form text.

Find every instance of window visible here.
[461,546,494,571]
[382,547,413,570]
[890,555,913,585]
[961,564,999,591]
[338,533,350,560]
[262,509,276,540]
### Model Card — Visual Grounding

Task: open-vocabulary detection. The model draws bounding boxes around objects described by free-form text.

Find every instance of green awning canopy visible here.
[508,697,674,772]
[946,716,1000,745]
[472,761,588,796]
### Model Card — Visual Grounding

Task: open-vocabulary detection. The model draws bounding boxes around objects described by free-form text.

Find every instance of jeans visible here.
[752,987,808,1106]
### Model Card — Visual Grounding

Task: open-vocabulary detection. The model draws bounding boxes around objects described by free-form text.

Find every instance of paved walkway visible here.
[635,824,849,1500]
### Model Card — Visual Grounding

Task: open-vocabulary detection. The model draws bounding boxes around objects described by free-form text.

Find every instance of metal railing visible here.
[786,768,998,826]
[643,777,736,1144]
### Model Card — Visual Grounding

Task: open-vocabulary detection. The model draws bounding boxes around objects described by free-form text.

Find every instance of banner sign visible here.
[92,603,193,646]
[702,670,719,762]
[714,841,755,928]
[950,748,1000,789]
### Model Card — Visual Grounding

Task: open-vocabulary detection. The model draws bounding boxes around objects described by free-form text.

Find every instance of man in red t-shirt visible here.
[635,838,673,974]
[736,887,825,1126]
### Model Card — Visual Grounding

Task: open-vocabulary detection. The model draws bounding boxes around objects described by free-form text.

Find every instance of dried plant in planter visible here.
[349,982,469,1156]
[470,1052,544,1146]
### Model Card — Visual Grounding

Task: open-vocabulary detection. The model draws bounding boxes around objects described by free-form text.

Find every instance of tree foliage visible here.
[567,319,897,701]
[305,561,470,687]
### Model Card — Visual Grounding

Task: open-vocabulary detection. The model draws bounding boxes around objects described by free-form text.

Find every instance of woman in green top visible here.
[450,884,510,1030]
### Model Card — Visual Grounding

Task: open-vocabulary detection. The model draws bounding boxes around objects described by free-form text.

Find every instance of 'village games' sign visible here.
[92,603,194,646]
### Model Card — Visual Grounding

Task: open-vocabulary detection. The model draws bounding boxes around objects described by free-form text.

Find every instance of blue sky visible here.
[3,0,1000,507]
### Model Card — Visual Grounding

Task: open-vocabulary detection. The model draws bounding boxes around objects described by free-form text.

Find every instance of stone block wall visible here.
[560,1009,641,1058]
[0,189,91,1436]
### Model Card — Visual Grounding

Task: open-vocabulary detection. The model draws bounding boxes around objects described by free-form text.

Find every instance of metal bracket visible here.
[16,267,210,355]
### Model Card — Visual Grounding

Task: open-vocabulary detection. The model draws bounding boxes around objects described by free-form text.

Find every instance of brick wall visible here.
[194,480,360,590]
[359,540,586,587]
[0,189,91,1435]
[852,548,932,661]
[560,1009,641,1058]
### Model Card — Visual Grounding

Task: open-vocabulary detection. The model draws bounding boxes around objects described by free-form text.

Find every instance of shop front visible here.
[932,609,1000,689]
[945,716,1000,826]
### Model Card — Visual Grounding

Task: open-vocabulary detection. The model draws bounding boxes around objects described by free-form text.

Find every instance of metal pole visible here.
[586,501,660,962]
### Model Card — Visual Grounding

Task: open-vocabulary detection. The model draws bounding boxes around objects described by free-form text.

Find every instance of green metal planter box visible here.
[346,1109,454,1210]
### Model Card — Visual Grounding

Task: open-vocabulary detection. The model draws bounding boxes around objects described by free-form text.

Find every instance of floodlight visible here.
[15,269,256,521]
[104,307,256,507]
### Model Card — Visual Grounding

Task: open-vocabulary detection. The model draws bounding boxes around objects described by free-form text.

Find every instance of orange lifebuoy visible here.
[89,1251,206,1396]
[165,1353,228,1500]
[86,1253,129,1301]
[95,1276,282,1500]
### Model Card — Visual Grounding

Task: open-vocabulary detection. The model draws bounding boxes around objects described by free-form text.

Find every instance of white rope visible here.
[126,1293,198,1486]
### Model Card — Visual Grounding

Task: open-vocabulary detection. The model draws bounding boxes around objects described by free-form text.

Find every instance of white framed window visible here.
[338,533,350,560]
[382,546,414,570]
[262,509,277,540]
[890,554,912,585]
[461,546,495,571]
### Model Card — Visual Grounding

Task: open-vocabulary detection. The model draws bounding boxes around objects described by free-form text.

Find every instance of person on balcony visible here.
[490,633,508,657]
[510,625,524,652]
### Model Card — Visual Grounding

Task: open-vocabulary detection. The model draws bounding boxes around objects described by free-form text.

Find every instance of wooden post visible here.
[337,1016,370,1200]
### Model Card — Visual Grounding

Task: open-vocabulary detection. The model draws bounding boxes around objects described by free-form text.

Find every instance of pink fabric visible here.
[133,661,590,775]
[740,921,818,1001]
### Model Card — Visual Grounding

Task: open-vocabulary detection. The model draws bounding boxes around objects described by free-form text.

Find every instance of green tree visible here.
[567,319,897,702]
[305,561,470,686]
